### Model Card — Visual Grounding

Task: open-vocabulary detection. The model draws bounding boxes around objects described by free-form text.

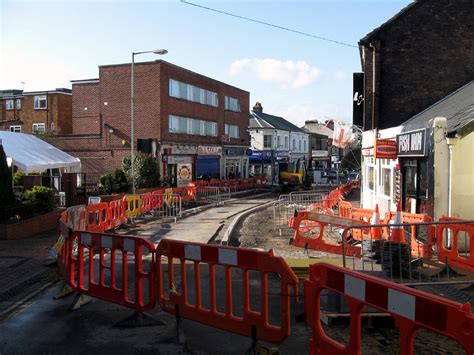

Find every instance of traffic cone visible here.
[390,201,405,243]
[370,204,381,240]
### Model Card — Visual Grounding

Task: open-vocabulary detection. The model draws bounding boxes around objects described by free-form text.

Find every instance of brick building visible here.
[49,60,250,186]
[358,0,474,130]
[0,89,72,134]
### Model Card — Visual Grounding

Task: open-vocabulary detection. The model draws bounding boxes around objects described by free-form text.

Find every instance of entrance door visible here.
[167,164,177,187]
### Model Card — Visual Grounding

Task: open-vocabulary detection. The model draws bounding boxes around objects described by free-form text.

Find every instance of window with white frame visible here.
[168,115,217,136]
[9,125,21,133]
[169,79,218,107]
[32,123,46,133]
[34,95,47,109]
[225,96,241,112]
[382,168,391,196]
[284,136,288,149]
[16,99,21,109]
[292,139,296,150]
[263,135,272,148]
[5,100,14,110]
[225,124,240,139]
[277,136,281,148]
[303,140,307,152]
[298,140,302,151]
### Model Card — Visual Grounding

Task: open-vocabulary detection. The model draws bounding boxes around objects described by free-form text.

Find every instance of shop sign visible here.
[396,128,427,157]
[275,151,289,157]
[163,144,197,155]
[225,148,245,156]
[197,146,222,156]
[374,139,397,159]
[362,147,374,156]
[177,163,193,187]
[167,155,193,164]
[245,149,253,156]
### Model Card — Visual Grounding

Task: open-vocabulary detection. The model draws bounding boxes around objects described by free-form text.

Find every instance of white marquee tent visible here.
[0,131,81,174]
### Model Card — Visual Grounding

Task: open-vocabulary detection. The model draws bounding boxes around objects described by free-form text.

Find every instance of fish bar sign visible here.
[396,128,427,157]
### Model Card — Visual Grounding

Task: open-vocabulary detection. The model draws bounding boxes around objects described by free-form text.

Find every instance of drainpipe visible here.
[446,138,456,218]
[369,43,376,129]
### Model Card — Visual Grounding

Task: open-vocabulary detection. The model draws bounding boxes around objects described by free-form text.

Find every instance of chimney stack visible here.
[253,102,263,113]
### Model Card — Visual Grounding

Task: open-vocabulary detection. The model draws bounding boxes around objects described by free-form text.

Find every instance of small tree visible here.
[0,144,15,207]
[122,156,160,189]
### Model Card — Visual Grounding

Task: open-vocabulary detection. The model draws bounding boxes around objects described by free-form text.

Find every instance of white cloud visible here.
[334,71,347,81]
[229,58,320,89]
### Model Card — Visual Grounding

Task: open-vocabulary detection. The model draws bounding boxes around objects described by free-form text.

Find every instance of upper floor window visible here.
[225,96,241,112]
[9,125,21,133]
[303,140,307,151]
[225,124,240,139]
[32,123,46,133]
[169,79,218,107]
[168,115,217,137]
[263,135,272,148]
[292,139,296,150]
[34,95,47,109]
[5,100,14,110]
[298,140,302,151]
[277,136,281,148]
[16,99,21,109]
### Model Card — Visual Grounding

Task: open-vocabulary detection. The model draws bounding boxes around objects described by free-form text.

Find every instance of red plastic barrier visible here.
[350,207,381,241]
[108,199,126,229]
[304,263,474,354]
[290,211,366,257]
[56,219,73,278]
[68,231,156,310]
[437,216,474,273]
[151,190,165,209]
[85,202,110,232]
[156,239,298,344]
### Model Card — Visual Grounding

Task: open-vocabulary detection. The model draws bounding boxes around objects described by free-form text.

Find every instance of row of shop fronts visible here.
[248,150,308,184]
[361,116,473,220]
[161,143,251,187]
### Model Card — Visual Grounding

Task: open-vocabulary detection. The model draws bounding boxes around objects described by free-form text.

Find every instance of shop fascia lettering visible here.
[198,146,222,156]
[162,144,197,155]
[396,128,427,157]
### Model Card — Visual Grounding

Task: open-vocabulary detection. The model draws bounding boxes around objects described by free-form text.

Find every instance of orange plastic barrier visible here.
[56,219,73,278]
[85,202,110,232]
[383,211,434,258]
[350,207,381,241]
[338,201,353,218]
[156,239,298,344]
[290,211,366,257]
[437,216,474,273]
[108,199,126,229]
[304,263,474,354]
[68,231,156,310]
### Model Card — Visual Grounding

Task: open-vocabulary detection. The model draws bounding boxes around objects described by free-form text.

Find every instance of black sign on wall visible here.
[396,128,427,157]
[352,72,364,128]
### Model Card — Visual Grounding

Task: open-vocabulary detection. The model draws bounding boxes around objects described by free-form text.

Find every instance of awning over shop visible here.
[0,131,81,174]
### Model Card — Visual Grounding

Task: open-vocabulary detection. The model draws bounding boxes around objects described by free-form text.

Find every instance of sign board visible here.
[177,163,193,187]
[245,149,253,156]
[197,146,222,156]
[396,128,427,157]
[374,139,397,159]
[88,196,101,205]
[167,155,193,164]
[362,147,374,157]
[162,144,197,155]
[225,148,245,156]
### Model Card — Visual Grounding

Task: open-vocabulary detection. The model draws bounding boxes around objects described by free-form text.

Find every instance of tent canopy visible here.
[0,131,81,174]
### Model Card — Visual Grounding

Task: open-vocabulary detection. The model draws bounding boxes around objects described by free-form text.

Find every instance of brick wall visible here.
[361,0,474,130]
[72,82,101,135]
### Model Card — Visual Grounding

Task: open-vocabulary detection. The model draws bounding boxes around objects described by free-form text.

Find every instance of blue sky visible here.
[0,0,411,126]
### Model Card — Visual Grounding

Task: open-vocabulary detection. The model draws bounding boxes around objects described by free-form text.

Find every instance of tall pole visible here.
[131,53,135,194]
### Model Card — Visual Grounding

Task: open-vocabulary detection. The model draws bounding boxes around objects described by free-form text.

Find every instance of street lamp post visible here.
[130,48,168,194]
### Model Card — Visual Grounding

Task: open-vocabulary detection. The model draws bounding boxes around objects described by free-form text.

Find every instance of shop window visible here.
[263,135,272,148]
[368,166,374,190]
[405,160,417,197]
[418,160,429,199]
[383,168,391,196]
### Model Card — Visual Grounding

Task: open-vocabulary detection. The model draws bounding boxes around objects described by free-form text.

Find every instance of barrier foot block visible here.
[54,283,74,300]
[114,311,165,327]
[251,343,279,355]
[69,293,93,311]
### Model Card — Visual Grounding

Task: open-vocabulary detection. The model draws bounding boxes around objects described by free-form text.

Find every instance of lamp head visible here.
[153,49,168,55]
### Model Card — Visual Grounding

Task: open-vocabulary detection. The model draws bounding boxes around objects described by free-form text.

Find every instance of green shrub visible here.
[122,156,160,189]
[13,172,24,186]
[99,168,130,194]
[26,186,56,212]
